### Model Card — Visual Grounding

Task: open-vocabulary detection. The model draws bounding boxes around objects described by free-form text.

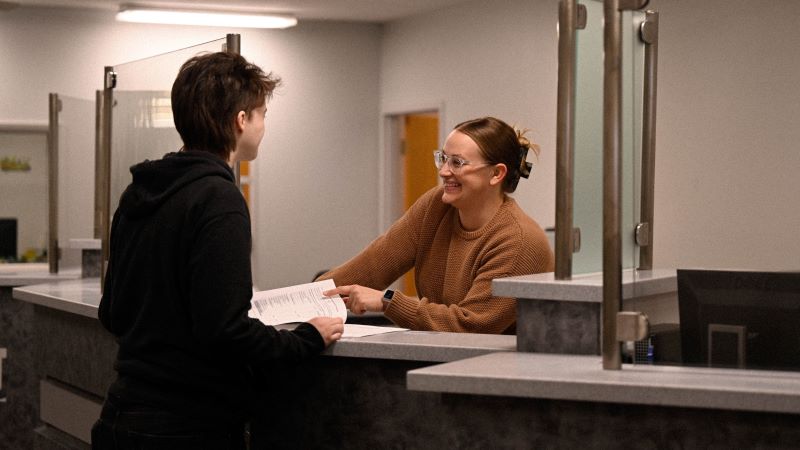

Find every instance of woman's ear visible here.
[490,163,508,186]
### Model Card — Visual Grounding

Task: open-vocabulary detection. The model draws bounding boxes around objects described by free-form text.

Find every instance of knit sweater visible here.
[321,186,554,333]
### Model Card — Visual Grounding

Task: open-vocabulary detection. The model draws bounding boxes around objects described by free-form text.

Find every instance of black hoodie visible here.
[99,150,323,424]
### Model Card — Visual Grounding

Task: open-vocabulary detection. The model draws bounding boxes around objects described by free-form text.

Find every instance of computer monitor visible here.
[0,218,17,261]
[678,269,800,371]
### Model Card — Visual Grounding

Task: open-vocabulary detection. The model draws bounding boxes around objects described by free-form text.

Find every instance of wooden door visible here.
[402,114,439,295]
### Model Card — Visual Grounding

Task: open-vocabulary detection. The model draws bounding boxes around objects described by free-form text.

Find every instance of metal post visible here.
[602,0,649,370]
[225,33,243,187]
[99,67,115,290]
[94,90,105,240]
[225,33,241,54]
[555,0,586,280]
[602,0,623,371]
[637,10,659,270]
[47,94,61,274]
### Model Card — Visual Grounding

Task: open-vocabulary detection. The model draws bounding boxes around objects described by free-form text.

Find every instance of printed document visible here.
[248,279,407,338]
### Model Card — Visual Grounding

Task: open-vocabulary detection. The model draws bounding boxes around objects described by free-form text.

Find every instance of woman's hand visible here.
[323,285,384,315]
[306,317,344,347]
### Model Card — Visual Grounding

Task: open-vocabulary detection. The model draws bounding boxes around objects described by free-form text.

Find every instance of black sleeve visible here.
[187,209,325,365]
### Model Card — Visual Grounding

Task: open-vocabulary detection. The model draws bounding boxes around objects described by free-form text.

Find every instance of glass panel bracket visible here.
[105,71,117,89]
[616,311,650,342]
[634,222,649,247]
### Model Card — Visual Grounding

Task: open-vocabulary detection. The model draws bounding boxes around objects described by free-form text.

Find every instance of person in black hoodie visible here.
[91,51,344,450]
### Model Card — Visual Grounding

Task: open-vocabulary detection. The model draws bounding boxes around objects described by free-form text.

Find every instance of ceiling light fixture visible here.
[116,6,297,29]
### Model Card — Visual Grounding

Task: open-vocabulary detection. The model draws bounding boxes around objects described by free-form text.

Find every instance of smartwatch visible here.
[381,289,395,310]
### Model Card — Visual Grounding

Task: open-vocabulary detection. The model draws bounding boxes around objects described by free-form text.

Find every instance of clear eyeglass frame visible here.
[432,150,488,172]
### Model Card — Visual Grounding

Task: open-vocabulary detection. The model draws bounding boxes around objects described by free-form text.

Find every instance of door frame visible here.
[379,104,446,233]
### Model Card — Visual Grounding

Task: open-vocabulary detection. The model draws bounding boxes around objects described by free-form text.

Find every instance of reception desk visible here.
[0,265,79,450]
[11,278,515,449]
[11,274,800,449]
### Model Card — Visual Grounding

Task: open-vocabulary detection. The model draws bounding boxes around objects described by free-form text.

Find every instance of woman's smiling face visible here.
[438,130,494,210]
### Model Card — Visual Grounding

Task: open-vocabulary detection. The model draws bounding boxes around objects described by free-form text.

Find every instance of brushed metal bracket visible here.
[105,71,117,89]
[577,4,587,29]
[616,311,650,342]
[572,227,582,253]
[635,222,649,247]
[640,12,658,44]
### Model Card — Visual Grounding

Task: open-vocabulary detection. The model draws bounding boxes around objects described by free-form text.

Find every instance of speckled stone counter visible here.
[14,279,515,362]
[327,330,514,362]
[405,352,800,447]
[408,352,800,414]
[493,269,677,354]
[0,266,80,450]
[0,264,79,286]
[9,277,110,449]
[12,278,102,319]
[12,276,800,448]
[68,239,102,278]
[12,279,515,449]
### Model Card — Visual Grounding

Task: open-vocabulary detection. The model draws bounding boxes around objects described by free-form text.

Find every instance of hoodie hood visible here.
[118,150,234,219]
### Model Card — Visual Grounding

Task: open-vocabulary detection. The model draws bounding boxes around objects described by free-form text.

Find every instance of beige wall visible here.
[382,0,800,271]
[381,0,558,229]
[646,0,800,270]
[1,0,798,287]
[0,7,382,289]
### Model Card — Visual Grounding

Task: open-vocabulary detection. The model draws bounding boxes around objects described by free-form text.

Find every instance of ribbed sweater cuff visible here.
[384,292,419,329]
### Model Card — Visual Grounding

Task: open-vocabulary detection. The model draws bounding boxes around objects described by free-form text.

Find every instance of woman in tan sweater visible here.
[320,117,553,333]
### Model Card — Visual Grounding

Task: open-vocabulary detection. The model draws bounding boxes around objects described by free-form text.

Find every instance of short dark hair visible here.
[171,52,280,161]
[454,117,539,193]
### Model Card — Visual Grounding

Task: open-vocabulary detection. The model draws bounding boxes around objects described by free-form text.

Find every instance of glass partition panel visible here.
[625,9,646,275]
[0,124,48,263]
[571,0,603,275]
[57,95,96,268]
[109,38,227,216]
[572,1,645,274]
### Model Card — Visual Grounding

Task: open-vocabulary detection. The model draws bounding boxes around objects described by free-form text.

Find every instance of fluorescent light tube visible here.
[116,7,297,29]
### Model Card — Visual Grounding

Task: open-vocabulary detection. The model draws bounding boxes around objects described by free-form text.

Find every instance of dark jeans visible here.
[91,396,247,450]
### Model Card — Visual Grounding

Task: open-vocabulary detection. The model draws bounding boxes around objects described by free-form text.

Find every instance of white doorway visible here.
[382,110,441,295]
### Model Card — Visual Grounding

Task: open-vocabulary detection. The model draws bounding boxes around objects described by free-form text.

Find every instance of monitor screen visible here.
[0,218,17,260]
[678,269,800,371]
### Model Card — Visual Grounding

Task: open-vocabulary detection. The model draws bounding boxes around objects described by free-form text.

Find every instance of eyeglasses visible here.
[433,150,488,172]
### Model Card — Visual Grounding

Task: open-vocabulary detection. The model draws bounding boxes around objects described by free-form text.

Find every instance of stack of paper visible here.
[249,279,407,338]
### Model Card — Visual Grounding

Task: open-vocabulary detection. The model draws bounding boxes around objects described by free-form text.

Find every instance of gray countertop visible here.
[492,268,677,302]
[328,330,515,362]
[12,278,101,317]
[407,351,800,414]
[12,279,514,363]
[0,264,80,288]
[14,277,800,415]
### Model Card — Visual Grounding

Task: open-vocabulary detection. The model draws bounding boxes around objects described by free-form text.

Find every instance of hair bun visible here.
[517,133,531,150]
[518,147,533,180]
[515,129,535,181]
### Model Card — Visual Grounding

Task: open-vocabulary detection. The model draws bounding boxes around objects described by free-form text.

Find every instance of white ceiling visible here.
[4,0,471,22]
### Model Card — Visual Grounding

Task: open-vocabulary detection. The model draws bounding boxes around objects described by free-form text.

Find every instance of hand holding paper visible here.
[248,279,407,338]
